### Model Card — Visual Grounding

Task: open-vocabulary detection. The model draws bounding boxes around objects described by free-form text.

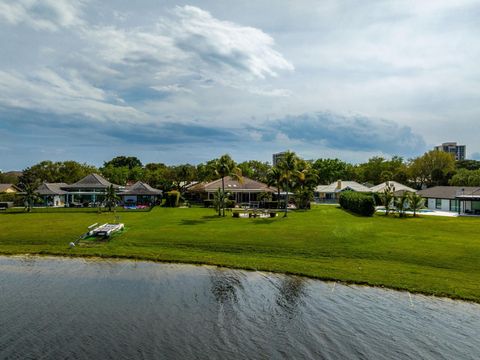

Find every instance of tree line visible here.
[2,151,480,193]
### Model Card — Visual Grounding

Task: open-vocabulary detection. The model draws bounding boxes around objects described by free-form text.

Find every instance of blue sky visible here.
[1,0,480,170]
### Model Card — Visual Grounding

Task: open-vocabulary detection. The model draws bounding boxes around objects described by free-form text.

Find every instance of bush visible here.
[225,199,235,208]
[339,191,375,216]
[203,200,214,208]
[165,191,180,207]
[263,201,286,209]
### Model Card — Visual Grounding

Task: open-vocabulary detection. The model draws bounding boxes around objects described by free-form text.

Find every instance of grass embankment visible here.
[1,206,479,302]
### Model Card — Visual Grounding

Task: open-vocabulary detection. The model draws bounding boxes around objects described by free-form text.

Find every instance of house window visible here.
[435,199,442,209]
[450,200,459,212]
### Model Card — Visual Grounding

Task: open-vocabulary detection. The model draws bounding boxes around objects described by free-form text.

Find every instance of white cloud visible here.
[0,69,145,122]
[0,0,85,31]
[79,5,293,94]
[165,5,294,79]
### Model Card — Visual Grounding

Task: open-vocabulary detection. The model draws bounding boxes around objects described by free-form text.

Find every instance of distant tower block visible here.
[434,142,466,161]
[272,151,287,166]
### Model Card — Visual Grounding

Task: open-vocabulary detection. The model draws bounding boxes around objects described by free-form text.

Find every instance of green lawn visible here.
[1,205,479,302]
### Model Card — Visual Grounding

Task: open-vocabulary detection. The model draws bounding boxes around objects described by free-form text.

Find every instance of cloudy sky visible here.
[1,0,479,170]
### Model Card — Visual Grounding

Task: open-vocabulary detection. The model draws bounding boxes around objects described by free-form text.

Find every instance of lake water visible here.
[0,256,479,359]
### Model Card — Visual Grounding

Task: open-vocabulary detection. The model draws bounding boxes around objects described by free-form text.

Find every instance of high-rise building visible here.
[434,142,466,161]
[272,151,287,166]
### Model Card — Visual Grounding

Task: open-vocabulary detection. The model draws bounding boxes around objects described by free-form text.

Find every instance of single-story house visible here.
[36,183,68,207]
[61,173,121,206]
[0,183,21,194]
[119,181,162,205]
[370,181,417,196]
[418,186,480,214]
[315,180,371,202]
[188,176,277,203]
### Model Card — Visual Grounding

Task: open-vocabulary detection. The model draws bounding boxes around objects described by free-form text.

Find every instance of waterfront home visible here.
[418,186,480,214]
[188,176,276,203]
[0,183,21,194]
[315,180,371,203]
[370,181,417,196]
[62,173,121,206]
[120,181,162,205]
[36,183,68,207]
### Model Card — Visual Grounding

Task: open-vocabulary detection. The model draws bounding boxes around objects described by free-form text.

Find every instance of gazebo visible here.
[36,183,68,207]
[119,181,162,205]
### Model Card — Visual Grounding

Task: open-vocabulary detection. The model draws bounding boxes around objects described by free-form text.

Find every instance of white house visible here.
[370,181,416,195]
[315,180,371,203]
[418,186,480,214]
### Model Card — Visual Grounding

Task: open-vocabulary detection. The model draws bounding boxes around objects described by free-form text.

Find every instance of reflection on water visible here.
[275,277,307,317]
[210,270,243,304]
[1,256,479,360]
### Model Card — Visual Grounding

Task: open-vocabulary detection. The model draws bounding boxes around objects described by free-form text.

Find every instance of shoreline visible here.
[2,252,479,305]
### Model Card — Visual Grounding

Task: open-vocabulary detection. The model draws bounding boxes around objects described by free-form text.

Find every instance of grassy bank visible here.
[1,206,479,302]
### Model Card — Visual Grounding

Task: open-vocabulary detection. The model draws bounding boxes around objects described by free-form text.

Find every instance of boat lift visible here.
[69,222,124,248]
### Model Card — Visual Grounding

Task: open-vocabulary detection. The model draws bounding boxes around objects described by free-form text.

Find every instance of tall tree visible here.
[213,154,242,217]
[277,151,299,217]
[20,181,40,212]
[237,160,271,183]
[294,161,318,209]
[104,184,120,212]
[408,192,424,217]
[103,156,143,169]
[312,158,355,184]
[409,151,456,188]
[266,166,283,206]
[381,182,395,216]
[449,169,480,186]
[20,161,98,185]
[171,164,197,194]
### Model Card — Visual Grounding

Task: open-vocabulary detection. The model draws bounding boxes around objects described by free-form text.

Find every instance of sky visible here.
[1,0,479,171]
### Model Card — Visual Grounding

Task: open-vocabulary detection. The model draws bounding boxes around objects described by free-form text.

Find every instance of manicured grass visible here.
[3,206,151,213]
[1,206,479,302]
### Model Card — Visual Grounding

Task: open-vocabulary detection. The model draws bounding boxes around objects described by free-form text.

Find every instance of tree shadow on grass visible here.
[251,219,277,225]
[179,219,208,226]
[179,215,219,226]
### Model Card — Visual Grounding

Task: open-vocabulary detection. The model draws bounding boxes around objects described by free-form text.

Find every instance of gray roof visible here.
[62,173,119,189]
[36,183,68,195]
[315,181,371,193]
[120,181,162,196]
[199,176,276,193]
[418,186,480,200]
[370,181,416,194]
[0,183,21,193]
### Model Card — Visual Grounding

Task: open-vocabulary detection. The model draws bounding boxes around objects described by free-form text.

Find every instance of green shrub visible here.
[165,191,180,207]
[203,200,214,208]
[339,191,375,216]
[264,201,286,209]
[225,199,235,208]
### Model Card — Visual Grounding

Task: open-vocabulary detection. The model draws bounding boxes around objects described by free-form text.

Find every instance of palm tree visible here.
[408,192,424,217]
[294,162,318,209]
[21,182,40,212]
[381,182,395,216]
[104,184,120,212]
[277,151,299,217]
[212,188,229,216]
[395,192,409,217]
[266,166,283,207]
[213,154,242,217]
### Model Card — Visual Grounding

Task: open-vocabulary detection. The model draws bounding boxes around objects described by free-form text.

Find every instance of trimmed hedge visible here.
[339,191,375,216]
[165,191,180,207]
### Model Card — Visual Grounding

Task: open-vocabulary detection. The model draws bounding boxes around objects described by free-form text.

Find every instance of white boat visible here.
[88,223,125,238]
